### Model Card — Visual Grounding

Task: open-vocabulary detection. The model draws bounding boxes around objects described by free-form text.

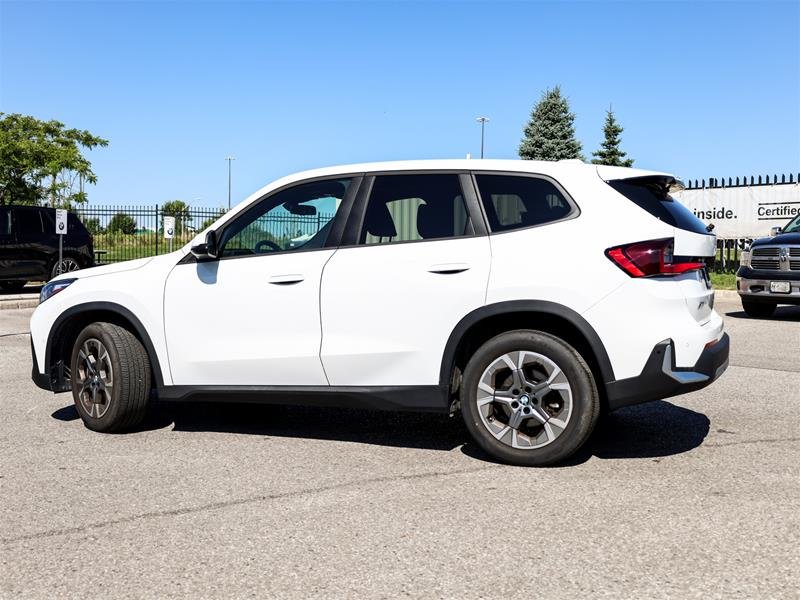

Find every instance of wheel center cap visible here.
[519,395,530,406]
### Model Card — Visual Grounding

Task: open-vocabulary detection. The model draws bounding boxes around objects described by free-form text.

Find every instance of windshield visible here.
[782,214,800,233]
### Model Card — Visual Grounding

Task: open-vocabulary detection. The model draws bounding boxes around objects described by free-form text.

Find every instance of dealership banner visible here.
[674,183,800,239]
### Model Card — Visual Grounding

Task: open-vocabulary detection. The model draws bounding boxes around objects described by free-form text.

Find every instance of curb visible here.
[0,294,39,311]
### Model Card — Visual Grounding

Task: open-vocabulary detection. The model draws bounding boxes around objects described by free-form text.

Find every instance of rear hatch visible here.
[601,170,717,323]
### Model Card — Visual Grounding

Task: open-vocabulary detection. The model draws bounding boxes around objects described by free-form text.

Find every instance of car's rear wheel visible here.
[51,256,81,280]
[461,330,599,466]
[70,322,151,432]
[0,281,27,292]
[742,300,776,318]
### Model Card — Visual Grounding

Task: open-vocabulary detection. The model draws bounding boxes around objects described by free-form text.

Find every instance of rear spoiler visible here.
[595,166,685,193]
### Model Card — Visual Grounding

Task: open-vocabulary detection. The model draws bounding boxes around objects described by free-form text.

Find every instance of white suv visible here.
[30,160,729,466]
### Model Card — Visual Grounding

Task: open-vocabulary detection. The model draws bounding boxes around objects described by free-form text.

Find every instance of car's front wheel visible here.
[70,322,151,432]
[460,330,599,466]
[742,300,776,318]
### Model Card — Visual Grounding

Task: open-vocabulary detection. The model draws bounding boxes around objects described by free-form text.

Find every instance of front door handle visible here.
[427,263,471,275]
[268,274,304,285]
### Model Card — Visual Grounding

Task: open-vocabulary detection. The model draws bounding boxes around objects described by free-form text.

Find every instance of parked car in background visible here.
[737,213,800,317]
[0,205,94,291]
[31,160,728,466]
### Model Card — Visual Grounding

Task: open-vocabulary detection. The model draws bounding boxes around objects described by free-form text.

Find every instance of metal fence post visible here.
[155,204,159,256]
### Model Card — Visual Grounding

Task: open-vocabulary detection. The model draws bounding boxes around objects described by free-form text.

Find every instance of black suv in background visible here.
[0,205,94,291]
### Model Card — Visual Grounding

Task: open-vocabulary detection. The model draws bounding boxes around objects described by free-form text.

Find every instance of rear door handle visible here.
[268,274,304,285]
[427,263,471,274]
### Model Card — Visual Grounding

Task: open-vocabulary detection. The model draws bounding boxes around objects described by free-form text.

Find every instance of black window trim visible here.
[207,173,365,263]
[339,169,488,249]
[470,170,581,235]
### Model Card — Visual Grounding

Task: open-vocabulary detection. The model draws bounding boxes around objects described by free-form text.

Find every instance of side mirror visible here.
[770,226,782,236]
[190,230,219,261]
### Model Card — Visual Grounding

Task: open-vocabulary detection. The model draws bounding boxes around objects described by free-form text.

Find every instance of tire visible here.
[461,330,599,467]
[51,256,82,280]
[742,300,776,318]
[0,281,26,292]
[70,322,151,432]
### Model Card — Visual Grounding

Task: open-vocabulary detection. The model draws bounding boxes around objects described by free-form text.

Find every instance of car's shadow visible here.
[725,305,800,321]
[52,399,710,465]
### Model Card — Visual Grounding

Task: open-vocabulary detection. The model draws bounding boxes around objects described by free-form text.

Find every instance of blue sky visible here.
[1,0,798,207]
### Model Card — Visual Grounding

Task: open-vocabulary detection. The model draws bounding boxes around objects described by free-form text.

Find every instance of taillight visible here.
[605,238,705,278]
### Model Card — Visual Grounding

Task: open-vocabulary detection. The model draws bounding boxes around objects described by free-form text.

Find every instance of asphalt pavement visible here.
[1,298,798,599]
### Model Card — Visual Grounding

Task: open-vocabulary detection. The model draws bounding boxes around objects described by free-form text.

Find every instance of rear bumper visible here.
[605,333,729,411]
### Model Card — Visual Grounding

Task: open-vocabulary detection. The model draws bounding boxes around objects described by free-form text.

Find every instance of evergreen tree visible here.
[591,108,634,167]
[519,86,583,161]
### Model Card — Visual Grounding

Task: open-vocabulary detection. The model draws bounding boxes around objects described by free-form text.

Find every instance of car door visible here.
[164,176,360,386]
[320,172,491,387]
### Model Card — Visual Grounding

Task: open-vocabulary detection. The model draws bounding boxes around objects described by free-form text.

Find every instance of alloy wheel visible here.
[53,257,80,278]
[476,350,573,450]
[75,338,114,419]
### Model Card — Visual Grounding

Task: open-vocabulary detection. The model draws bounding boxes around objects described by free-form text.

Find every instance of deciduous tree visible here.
[108,212,136,235]
[0,113,108,206]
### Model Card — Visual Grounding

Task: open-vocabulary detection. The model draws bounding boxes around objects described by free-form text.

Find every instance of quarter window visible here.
[476,175,574,232]
[360,174,472,244]
[219,178,351,258]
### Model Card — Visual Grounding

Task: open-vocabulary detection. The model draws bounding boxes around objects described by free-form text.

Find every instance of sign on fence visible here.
[55,209,68,235]
[675,184,800,238]
[163,216,175,239]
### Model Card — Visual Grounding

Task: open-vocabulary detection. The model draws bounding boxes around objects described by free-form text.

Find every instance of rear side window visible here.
[14,208,43,234]
[475,175,574,232]
[359,174,472,245]
[608,177,708,235]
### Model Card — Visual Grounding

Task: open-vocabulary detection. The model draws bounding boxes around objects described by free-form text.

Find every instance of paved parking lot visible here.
[1,297,798,599]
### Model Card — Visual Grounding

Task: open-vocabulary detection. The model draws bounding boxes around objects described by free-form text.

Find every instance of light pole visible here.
[225,156,236,209]
[476,117,489,159]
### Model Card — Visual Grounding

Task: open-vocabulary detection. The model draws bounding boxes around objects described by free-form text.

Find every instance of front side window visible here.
[359,174,471,245]
[219,178,351,258]
[476,174,574,233]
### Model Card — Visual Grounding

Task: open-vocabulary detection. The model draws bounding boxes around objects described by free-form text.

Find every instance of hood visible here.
[752,232,800,247]
[51,257,154,283]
